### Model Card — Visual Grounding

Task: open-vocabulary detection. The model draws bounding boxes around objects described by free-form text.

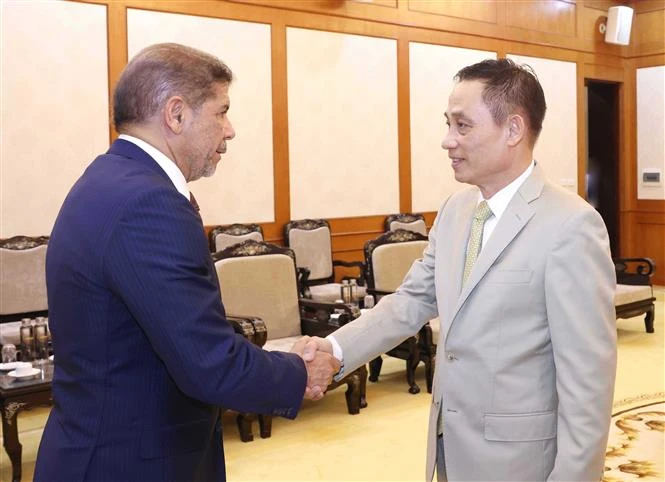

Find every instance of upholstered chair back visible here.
[365,230,429,294]
[0,236,49,317]
[372,241,428,292]
[209,224,264,253]
[286,222,333,281]
[384,213,427,236]
[215,231,263,253]
[214,242,301,341]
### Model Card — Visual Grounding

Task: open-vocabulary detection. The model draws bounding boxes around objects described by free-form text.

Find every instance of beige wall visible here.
[507,54,578,193]
[1,0,109,237]
[636,65,665,200]
[409,43,496,213]
[126,8,276,224]
[287,27,399,220]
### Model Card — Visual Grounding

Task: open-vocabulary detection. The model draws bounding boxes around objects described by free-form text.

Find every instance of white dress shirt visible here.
[118,134,190,200]
[328,160,536,364]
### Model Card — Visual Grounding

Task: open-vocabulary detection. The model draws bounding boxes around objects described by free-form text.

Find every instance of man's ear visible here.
[506,114,526,147]
[164,96,186,134]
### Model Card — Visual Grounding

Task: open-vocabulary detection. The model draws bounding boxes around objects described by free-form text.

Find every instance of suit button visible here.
[447,353,457,361]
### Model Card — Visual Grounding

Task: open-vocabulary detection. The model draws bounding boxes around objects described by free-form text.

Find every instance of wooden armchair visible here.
[208,223,263,253]
[284,219,365,303]
[614,257,656,333]
[0,236,49,325]
[384,213,427,236]
[213,240,367,441]
[224,314,269,441]
[364,229,435,394]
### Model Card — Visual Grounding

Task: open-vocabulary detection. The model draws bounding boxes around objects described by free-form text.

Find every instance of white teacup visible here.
[14,362,33,376]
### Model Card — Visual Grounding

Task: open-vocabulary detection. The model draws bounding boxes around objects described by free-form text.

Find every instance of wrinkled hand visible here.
[291,336,339,401]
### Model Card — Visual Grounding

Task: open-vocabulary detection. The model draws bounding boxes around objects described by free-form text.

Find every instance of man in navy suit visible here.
[35,43,338,481]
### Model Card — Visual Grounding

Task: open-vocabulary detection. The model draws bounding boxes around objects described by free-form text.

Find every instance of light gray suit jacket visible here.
[333,165,617,481]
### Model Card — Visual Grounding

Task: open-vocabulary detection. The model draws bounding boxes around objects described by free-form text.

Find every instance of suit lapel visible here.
[445,165,545,338]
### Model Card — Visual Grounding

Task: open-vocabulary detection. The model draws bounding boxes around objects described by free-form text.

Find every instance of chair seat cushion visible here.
[614,284,653,306]
[263,335,302,353]
[310,284,366,303]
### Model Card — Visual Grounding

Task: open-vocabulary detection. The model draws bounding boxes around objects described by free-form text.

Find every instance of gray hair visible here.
[113,43,233,131]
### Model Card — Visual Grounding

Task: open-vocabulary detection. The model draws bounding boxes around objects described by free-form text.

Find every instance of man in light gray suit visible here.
[303,59,617,481]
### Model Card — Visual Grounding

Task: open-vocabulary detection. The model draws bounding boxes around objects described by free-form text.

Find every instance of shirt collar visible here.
[479,160,535,220]
[118,134,189,200]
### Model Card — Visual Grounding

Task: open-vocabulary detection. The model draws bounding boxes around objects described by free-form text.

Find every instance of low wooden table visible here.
[0,363,53,482]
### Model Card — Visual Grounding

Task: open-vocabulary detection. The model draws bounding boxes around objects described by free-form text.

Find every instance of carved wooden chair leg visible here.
[236,413,255,442]
[424,354,435,394]
[369,356,383,382]
[358,364,368,408]
[645,305,655,333]
[258,414,272,439]
[406,355,421,394]
[343,372,361,415]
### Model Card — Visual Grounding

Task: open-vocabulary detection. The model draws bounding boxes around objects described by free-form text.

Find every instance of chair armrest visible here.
[227,314,267,347]
[614,257,656,286]
[367,288,393,298]
[299,299,360,337]
[417,323,435,348]
[333,259,366,286]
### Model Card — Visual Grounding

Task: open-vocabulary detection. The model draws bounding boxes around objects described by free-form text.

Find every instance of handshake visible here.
[290,336,339,401]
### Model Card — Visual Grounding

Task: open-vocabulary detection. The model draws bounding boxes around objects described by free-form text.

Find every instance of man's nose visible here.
[224,118,235,140]
[441,132,456,150]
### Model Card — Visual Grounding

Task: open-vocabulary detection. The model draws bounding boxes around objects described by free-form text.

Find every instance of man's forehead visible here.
[445,81,484,115]
[209,83,230,105]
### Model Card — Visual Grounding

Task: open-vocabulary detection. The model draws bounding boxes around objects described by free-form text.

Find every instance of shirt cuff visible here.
[326,334,343,362]
[326,334,345,381]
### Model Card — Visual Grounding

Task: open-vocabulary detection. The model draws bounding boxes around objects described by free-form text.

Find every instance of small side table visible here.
[0,363,53,482]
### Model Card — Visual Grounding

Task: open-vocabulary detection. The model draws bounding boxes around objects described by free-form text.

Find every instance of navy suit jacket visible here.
[35,140,307,481]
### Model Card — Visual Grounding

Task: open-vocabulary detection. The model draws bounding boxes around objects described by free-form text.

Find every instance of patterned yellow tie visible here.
[462,200,493,285]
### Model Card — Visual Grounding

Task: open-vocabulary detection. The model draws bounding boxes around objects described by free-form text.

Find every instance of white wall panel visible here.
[287,28,399,219]
[1,0,108,237]
[127,9,274,223]
[636,66,665,200]
[409,43,495,212]
[508,54,578,193]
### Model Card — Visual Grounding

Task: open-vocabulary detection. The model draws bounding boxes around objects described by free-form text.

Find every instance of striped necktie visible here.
[462,200,493,286]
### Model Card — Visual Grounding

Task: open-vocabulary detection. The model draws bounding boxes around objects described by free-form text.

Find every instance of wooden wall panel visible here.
[232,0,633,54]
[506,0,577,37]
[408,0,498,24]
[351,0,396,7]
[632,0,665,13]
[584,0,629,11]
[630,8,665,56]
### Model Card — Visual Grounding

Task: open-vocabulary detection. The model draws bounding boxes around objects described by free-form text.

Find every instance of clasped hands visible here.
[290,336,337,401]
